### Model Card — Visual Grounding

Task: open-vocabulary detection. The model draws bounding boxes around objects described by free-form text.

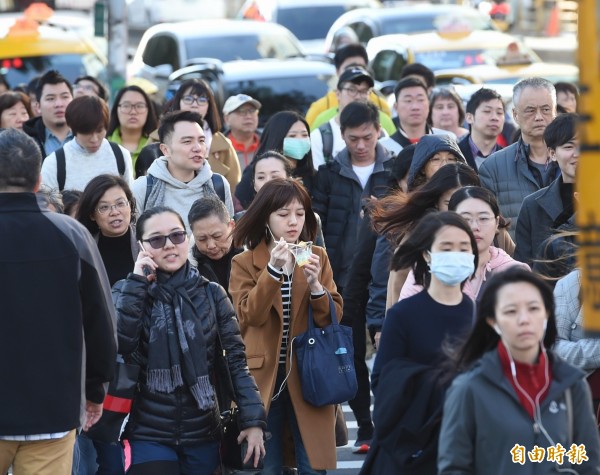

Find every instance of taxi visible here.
[0,3,106,88]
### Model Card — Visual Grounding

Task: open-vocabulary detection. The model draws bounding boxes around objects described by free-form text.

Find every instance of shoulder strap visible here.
[144,174,155,208]
[211,173,226,203]
[108,141,126,176]
[565,387,573,446]
[319,122,334,163]
[56,147,66,191]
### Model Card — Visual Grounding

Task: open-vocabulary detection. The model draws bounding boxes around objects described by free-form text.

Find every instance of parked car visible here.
[129,19,306,98]
[238,0,380,54]
[323,3,496,51]
[126,0,226,31]
[166,58,336,126]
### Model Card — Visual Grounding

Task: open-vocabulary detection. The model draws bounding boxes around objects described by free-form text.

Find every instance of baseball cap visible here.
[337,67,374,89]
[223,94,262,115]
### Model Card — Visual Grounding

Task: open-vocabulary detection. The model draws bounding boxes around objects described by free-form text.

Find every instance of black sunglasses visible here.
[142,231,187,249]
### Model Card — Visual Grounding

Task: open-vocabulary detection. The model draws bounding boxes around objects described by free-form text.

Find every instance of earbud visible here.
[543,319,548,332]
[493,324,502,336]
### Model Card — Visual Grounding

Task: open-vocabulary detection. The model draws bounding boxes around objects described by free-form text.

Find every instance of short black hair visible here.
[466,88,504,115]
[334,43,368,71]
[340,101,380,134]
[158,110,204,144]
[400,63,435,89]
[394,77,428,100]
[0,129,41,191]
[543,113,578,150]
[188,195,231,228]
[35,70,72,102]
[554,81,579,98]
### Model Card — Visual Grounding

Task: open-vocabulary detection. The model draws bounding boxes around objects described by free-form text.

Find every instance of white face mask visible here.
[428,251,475,286]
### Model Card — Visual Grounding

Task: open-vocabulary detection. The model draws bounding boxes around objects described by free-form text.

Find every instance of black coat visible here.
[22,116,48,158]
[114,274,266,445]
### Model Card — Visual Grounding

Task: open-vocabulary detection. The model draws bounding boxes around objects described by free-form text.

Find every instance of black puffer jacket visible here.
[22,116,48,158]
[114,273,266,445]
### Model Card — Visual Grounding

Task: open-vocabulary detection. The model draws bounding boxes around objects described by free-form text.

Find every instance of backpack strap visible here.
[211,173,226,203]
[56,147,66,191]
[144,174,155,209]
[319,122,334,163]
[565,387,573,446]
[108,141,126,176]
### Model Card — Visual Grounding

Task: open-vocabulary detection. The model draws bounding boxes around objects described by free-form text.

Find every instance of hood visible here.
[487,246,522,272]
[407,134,466,189]
[146,156,213,189]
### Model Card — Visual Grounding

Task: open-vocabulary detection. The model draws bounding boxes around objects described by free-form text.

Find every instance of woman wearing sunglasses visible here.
[114,206,266,474]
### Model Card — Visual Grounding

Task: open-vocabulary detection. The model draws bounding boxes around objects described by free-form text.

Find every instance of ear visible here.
[486,318,499,334]
[335,89,342,103]
[422,250,430,265]
[465,112,474,125]
[159,142,170,158]
[548,147,556,162]
[512,106,518,124]
[227,219,235,232]
[33,174,42,193]
[90,213,96,222]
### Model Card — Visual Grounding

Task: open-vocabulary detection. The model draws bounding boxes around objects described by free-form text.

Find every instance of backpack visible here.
[143,173,226,208]
[56,141,125,191]
[319,121,334,163]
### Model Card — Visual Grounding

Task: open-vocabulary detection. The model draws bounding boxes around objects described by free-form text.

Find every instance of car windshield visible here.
[277,6,346,40]
[0,53,105,87]
[381,12,492,35]
[414,46,536,71]
[185,33,303,62]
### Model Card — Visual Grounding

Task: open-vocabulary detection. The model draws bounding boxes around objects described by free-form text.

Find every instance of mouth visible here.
[163,253,179,262]
[109,219,124,227]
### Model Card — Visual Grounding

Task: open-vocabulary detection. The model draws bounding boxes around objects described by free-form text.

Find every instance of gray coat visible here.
[479,139,559,240]
[438,349,600,475]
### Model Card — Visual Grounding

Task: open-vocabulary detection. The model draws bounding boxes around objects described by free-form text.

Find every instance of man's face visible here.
[467,98,505,141]
[337,55,367,75]
[336,80,372,112]
[39,82,72,129]
[395,86,429,129]
[342,122,380,164]
[512,87,556,140]
[225,104,259,136]
[550,137,579,183]
[160,121,207,174]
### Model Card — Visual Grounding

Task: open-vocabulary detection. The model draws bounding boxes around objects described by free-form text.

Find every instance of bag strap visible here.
[56,147,66,191]
[211,173,226,203]
[108,141,126,176]
[144,174,155,208]
[565,387,573,446]
[307,290,338,331]
[319,122,334,163]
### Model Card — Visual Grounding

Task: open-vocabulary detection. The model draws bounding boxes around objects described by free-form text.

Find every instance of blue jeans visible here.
[128,440,220,475]
[73,434,124,475]
[261,367,326,475]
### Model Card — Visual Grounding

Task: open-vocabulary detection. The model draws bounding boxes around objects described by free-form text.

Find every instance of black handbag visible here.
[293,291,358,407]
[85,356,140,443]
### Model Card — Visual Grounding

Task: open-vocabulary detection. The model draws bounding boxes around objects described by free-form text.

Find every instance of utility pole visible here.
[107,0,127,100]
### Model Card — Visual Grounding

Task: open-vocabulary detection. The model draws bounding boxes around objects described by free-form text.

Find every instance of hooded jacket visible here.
[22,116,48,158]
[131,157,233,232]
[407,135,467,189]
[438,349,600,475]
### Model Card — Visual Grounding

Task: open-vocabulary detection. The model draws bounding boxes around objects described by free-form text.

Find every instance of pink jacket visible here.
[399,246,530,302]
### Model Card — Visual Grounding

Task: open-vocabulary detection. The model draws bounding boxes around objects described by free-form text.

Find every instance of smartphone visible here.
[137,240,155,278]
[241,440,264,470]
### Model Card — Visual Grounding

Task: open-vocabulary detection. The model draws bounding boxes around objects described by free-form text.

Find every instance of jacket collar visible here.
[534,177,564,221]
[0,192,45,212]
[334,143,391,183]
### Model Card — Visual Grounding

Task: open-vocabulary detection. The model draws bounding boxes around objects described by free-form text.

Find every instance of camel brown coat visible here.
[230,241,343,470]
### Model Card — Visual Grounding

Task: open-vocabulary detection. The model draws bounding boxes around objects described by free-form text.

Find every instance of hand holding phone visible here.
[135,240,157,281]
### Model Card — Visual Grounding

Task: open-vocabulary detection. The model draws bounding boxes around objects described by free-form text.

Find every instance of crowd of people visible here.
[1,38,598,475]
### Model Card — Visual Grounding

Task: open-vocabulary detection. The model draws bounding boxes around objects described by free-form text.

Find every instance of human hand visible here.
[133,247,157,282]
[374,331,381,349]
[238,427,266,468]
[269,237,290,269]
[83,401,103,431]
[302,253,323,293]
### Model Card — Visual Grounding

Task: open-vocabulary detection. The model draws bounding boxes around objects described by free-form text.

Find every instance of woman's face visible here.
[267,198,306,244]
[254,157,289,193]
[117,90,148,132]
[455,197,499,255]
[76,127,107,153]
[140,212,189,273]
[429,224,472,255]
[179,88,209,119]
[431,97,460,131]
[191,214,234,261]
[437,187,459,211]
[490,282,548,358]
[422,151,459,180]
[1,101,30,129]
[91,186,132,237]
[286,120,309,139]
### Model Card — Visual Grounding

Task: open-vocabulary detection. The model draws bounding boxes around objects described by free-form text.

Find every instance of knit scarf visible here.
[145,174,217,211]
[147,262,216,410]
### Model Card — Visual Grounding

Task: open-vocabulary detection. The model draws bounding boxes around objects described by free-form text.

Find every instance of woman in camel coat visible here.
[229,178,343,474]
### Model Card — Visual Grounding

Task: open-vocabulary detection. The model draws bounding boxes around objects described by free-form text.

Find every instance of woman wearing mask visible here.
[362,211,478,474]
[114,206,266,474]
[108,85,158,173]
[234,111,315,209]
[0,91,32,129]
[229,178,342,475]
[400,186,528,302]
[438,268,600,474]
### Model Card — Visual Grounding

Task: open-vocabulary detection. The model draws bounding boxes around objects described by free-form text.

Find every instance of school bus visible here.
[577,0,600,334]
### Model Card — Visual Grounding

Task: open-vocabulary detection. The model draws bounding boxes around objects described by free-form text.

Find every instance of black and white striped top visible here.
[267,264,293,365]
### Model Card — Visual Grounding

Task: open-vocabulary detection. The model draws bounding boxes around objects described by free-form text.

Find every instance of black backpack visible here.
[143,173,226,208]
[55,141,125,191]
[319,121,334,164]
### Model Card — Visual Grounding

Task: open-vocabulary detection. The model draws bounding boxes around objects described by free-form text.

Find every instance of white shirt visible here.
[352,162,375,189]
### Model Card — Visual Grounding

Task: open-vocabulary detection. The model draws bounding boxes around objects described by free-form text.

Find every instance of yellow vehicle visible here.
[0,3,106,88]
[366,28,577,85]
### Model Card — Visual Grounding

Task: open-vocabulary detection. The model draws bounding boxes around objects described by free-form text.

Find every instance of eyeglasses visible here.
[461,215,496,226]
[341,86,372,98]
[142,230,187,249]
[233,107,258,117]
[118,102,148,113]
[74,84,98,94]
[519,105,554,118]
[96,199,130,215]
[181,95,209,106]
[428,156,459,165]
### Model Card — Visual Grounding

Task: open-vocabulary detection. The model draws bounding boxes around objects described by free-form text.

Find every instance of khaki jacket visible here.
[229,241,343,469]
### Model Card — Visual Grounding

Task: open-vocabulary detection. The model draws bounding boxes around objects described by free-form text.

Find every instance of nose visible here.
[164,236,176,248]
[206,238,216,249]
[289,214,298,225]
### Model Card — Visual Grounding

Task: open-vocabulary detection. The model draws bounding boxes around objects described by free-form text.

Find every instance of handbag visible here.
[85,356,140,443]
[293,291,358,407]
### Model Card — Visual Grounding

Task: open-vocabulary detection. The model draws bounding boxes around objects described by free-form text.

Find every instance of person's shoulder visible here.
[487,141,518,162]
[313,107,337,128]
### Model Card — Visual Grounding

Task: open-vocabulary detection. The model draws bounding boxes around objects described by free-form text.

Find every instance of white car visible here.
[126,0,226,30]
